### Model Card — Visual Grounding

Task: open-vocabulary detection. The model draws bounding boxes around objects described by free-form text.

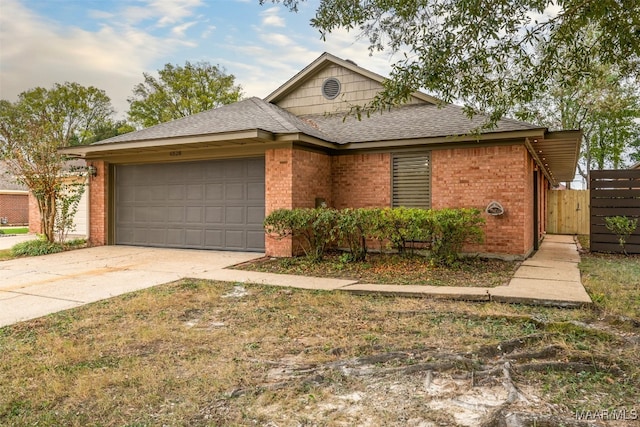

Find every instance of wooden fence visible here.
[547,190,590,235]
[590,169,640,254]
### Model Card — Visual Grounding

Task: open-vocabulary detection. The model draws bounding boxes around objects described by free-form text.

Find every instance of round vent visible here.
[321,77,341,100]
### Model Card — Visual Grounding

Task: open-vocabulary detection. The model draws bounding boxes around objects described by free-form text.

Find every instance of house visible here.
[0,161,29,226]
[632,161,640,169]
[61,53,580,259]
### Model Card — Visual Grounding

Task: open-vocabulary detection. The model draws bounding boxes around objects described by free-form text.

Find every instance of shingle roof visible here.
[93,97,540,147]
[300,103,541,144]
[0,162,27,191]
[94,97,325,145]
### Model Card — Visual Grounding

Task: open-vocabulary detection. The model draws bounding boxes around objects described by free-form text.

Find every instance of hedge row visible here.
[264,207,485,265]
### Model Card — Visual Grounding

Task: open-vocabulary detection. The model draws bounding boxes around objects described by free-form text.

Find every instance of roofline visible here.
[59,129,276,157]
[264,52,440,105]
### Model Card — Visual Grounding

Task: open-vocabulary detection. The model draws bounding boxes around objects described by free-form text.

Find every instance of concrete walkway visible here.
[201,234,592,308]
[0,235,591,327]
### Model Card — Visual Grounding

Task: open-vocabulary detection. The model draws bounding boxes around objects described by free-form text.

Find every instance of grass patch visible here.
[0,227,28,235]
[237,251,518,287]
[0,274,637,425]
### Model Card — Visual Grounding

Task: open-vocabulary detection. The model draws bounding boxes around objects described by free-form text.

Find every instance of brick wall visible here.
[265,147,334,257]
[28,193,41,233]
[88,161,108,246]
[331,153,391,209]
[265,148,294,256]
[0,192,28,225]
[432,145,532,257]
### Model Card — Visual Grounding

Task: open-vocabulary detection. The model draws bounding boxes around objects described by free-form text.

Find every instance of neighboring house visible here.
[28,159,90,238]
[0,161,29,226]
[632,161,640,170]
[61,53,580,259]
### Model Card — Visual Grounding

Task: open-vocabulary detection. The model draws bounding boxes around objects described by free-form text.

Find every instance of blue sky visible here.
[0,0,398,117]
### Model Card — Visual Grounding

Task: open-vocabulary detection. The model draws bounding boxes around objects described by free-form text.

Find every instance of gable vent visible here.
[321,77,341,100]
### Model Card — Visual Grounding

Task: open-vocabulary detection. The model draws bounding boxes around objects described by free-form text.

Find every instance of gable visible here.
[268,54,433,116]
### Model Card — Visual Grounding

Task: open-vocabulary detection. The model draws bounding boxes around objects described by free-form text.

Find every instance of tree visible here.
[127,61,243,128]
[517,60,640,184]
[275,0,640,124]
[0,83,114,242]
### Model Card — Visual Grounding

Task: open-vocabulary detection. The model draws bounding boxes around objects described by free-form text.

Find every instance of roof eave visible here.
[59,129,276,158]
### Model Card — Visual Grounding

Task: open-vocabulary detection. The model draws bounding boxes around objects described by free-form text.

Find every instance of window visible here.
[392,152,431,208]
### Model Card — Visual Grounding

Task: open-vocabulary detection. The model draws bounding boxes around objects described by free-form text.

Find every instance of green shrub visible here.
[430,208,485,265]
[333,208,373,261]
[11,237,64,257]
[264,208,338,261]
[366,207,433,255]
[604,216,638,255]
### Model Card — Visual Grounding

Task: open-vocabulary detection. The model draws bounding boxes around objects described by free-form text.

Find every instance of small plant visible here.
[604,216,638,255]
[11,236,64,257]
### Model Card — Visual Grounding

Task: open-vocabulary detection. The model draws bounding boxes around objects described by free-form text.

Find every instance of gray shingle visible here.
[300,103,541,144]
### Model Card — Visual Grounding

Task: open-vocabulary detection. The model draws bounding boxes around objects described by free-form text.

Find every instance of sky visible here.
[0,0,402,118]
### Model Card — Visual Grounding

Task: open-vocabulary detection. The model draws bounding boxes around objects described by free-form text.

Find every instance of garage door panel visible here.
[225,183,244,200]
[206,183,224,200]
[116,158,265,251]
[247,182,265,200]
[205,230,223,247]
[205,206,224,224]
[225,206,245,224]
[247,206,265,225]
[224,230,245,249]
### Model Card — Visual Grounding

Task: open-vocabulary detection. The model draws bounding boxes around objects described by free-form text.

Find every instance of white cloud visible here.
[260,7,285,27]
[172,21,197,37]
[0,0,196,117]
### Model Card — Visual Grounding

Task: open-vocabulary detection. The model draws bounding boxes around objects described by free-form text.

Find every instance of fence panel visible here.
[590,170,640,254]
[547,190,590,235]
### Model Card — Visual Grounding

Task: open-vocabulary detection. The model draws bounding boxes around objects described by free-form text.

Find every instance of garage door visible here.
[115,157,265,251]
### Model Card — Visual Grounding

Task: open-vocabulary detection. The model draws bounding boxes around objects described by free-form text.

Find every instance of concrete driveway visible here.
[0,246,262,327]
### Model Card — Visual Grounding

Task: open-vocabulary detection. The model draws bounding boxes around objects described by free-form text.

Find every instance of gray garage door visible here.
[115,157,265,251]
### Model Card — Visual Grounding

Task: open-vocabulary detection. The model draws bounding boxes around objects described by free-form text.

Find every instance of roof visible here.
[0,161,27,191]
[61,53,580,185]
[94,97,326,145]
[302,103,541,144]
[632,161,640,169]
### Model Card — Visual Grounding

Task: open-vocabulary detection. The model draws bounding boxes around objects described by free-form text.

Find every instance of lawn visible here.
[0,241,638,426]
[0,227,28,235]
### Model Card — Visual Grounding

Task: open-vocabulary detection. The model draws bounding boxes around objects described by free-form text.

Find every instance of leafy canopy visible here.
[274,0,640,123]
[127,61,243,128]
[0,82,114,242]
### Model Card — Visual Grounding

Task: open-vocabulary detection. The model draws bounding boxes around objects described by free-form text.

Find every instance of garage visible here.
[115,157,265,251]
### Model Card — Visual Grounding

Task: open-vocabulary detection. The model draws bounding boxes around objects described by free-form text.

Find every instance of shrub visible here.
[11,236,64,257]
[604,216,638,255]
[366,207,433,255]
[430,208,485,265]
[333,208,373,261]
[264,208,337,261]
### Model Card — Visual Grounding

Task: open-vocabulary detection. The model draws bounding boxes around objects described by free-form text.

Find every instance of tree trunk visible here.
[36,190,57,243]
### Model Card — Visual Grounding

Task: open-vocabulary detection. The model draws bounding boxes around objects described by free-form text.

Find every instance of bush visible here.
[604,216,638,255]
[264,208,337,261]
[333,208,373,261]
[369,207,433,255]
[11,236,64,257]
[430,208,485,265]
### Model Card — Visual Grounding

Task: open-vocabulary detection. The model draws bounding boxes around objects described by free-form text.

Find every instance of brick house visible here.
[0,161,29,226]
[61,53,580,259]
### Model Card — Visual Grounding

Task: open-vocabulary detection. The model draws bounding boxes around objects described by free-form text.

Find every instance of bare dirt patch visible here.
[236,252,519,288]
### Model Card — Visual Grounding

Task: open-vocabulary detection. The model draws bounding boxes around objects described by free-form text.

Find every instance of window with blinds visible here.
[392,152,432,208]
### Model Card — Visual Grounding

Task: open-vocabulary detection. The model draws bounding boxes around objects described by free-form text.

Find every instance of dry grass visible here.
[237,251,519,288]
[1,271,638,426]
